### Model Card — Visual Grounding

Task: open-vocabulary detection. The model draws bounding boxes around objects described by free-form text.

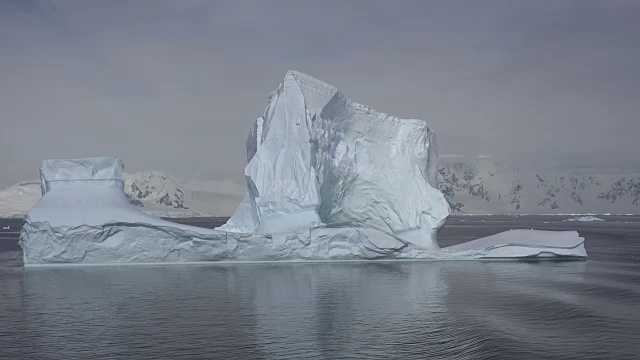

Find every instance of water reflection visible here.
[18,261,602,359]
[7,216,640,358]
[243,263,451,358]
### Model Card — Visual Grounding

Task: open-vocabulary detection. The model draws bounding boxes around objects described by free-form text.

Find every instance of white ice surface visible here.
[220,71,448,249]
[25,158,214,232]
[562,216,605,222]
[440,230,587,259]
[20,164,587,264]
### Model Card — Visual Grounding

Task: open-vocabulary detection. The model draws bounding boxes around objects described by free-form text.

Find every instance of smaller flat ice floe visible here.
[440,230,586,259]
[563,216,605,222]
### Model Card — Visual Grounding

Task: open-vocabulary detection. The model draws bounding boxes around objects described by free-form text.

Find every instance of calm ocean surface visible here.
[1,216,639,359]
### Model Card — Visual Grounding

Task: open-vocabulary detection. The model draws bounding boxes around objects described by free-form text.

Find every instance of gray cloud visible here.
[1,0,639,185]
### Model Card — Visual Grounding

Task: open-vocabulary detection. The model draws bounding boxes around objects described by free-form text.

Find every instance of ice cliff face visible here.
[236,71,338,233]
[222,71,449,249]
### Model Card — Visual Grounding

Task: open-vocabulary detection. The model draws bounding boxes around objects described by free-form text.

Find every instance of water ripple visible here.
[1,217,639,359]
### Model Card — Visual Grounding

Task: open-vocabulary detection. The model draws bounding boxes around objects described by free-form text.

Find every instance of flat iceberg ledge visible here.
[21,220,586,265]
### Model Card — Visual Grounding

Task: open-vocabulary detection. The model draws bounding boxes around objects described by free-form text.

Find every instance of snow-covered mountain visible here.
[2,159,640,218]
[438,157,640,214]
[124,171,188,209]
[0,171,244,218]
[0,180,43,218]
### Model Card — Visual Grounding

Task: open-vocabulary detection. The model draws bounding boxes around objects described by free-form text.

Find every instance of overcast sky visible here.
[1,0,639,185]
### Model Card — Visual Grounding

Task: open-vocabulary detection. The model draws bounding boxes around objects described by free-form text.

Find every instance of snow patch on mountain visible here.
[438,157,640,214]
[124,171,187,209]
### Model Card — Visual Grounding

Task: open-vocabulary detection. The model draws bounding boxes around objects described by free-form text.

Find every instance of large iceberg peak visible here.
[284,70,338,113]
[223,70,449,248]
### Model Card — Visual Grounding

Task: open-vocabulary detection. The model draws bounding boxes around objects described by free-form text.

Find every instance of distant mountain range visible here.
[1,159,639,218]
[438,157,640,214]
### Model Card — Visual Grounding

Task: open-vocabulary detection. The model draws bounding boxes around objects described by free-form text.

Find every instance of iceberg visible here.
[19,71,587,265]
[220,71,448,249]
[563,216,605,222]
[20,155,586,265]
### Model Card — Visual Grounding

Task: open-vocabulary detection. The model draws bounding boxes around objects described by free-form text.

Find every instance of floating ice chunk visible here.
[562,216,605,222]
[440,230,586,259]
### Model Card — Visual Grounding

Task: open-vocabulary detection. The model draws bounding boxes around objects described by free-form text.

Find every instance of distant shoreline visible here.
[2,214,639,221]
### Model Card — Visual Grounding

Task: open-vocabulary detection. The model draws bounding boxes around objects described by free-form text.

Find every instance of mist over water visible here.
[1,216,639,359]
